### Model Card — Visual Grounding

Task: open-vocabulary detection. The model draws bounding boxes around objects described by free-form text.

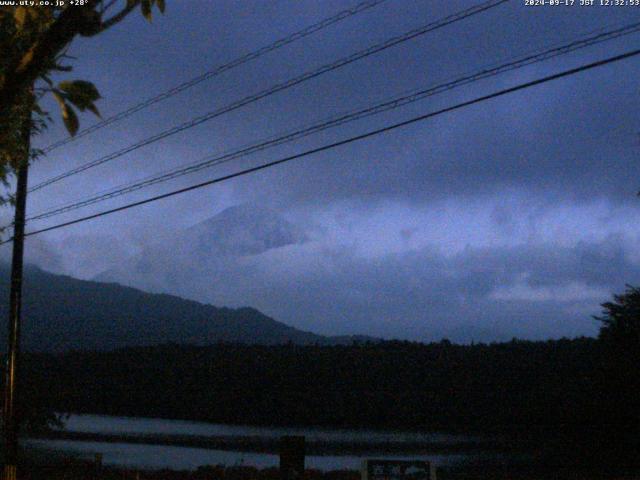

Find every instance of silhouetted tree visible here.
[0,1,166,436]
[596,285,640,348]
[592,285,640,467]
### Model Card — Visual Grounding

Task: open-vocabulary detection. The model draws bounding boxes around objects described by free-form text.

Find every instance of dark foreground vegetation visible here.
[14,457,640,480]
[18,461,360,480]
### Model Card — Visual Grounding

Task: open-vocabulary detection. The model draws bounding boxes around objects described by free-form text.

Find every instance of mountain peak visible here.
[185,203,307,257]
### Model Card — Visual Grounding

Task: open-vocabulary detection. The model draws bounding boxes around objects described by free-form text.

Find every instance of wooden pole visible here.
[280,436,305,480]
[3,110,31,480]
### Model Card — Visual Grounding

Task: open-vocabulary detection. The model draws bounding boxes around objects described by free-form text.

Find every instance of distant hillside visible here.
[0,265,376,352]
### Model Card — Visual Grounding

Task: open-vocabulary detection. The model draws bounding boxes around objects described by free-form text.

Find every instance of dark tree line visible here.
[21,338,600,433]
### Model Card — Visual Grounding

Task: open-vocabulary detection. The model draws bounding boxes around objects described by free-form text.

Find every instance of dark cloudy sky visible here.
[4,0,640,342]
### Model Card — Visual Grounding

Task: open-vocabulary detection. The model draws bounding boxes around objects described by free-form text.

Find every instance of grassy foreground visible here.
[13,458,640,480]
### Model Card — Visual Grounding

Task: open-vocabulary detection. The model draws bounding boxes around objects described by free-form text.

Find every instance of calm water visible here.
[28,414,477,471]
[58,414,478,443]
[27,439,467,471]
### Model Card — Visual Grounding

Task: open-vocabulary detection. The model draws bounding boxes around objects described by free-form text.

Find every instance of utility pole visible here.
[3,108,31,480]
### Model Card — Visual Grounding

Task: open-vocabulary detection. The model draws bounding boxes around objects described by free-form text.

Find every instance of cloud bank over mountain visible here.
[80,201,640,342]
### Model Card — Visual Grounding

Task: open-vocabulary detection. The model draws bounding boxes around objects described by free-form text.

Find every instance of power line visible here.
[33,0,505,191]
[40,0,389,154]
[29,0,507,193]
[25,20,640,223]
[5,46,639,245]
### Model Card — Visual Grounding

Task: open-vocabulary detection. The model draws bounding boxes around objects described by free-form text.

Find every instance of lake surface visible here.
[28,414,478,471]
[59,414,479,443]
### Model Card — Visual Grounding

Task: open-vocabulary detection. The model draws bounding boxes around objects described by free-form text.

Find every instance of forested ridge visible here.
[0,265,377,351]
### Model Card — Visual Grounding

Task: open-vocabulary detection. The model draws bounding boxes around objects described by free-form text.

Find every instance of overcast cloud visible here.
[4,0,640,341]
